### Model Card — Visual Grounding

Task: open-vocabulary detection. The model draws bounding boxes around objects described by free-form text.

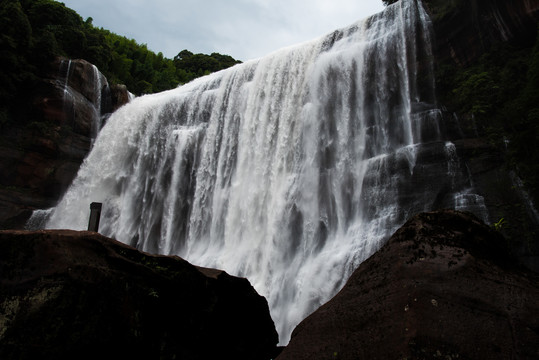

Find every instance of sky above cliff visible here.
[60,0,385,61]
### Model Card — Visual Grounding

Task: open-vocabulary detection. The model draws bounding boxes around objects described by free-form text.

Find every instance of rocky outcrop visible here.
[110,83,132,112]
[451,137,539,271]
[0,58,130,229]
[0,230,279,359]
[421,0,539,270]
[425,0,539,66]
[277,210,539,360]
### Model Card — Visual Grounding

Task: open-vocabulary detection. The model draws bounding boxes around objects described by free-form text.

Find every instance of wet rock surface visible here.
[0,58,130,229]
[278,210,539,360]
[0,230,278,360]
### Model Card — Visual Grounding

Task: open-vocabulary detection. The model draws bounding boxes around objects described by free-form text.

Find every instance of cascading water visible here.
[25,60,113,230]
[58,59,110,142]
[91,64,104,141]
[41,0,487,343]
[59,59,76,126]
[59,59,73,99]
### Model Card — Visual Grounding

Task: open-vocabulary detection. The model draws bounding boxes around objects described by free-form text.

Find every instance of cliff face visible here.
[0,58,130,229]
[0,230,279,359]
[277,210,539,360]
[426,0,539,66]
[280,4,539,356]
[423,0,539,270]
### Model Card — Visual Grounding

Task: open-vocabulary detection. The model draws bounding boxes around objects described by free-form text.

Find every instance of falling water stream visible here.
[41,0,488,343]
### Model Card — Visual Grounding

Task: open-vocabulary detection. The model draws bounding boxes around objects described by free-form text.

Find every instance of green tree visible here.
[0,0,242,130]
[173,49,241,84]
[0,0,35,125]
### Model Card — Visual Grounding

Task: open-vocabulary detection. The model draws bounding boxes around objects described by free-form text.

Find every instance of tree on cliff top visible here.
[1,0,242,96]
[0,0,242,129]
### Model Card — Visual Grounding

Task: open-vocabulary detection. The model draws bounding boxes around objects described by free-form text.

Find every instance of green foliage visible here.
[0,0,33,102]
[173,50,241,84]
[148,288,159,298]
[438,27,539,205]
[89,26,240,94]
[0,0,242,130]
[452,71,499,115]
[492,218,505,231]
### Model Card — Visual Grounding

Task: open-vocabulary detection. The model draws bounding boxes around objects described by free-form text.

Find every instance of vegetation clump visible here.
[437,29,539,206]
[0,0,241,129]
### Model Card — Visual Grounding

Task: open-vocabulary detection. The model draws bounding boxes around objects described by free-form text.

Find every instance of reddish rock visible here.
[0,58,131,229]
[0,230,278,359]
[110,83,131,112]
[277,210,539,360]
[46,58,109,137]
[63,59,108,105]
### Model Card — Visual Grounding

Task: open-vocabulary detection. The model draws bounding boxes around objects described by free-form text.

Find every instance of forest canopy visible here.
[0,0,241,128]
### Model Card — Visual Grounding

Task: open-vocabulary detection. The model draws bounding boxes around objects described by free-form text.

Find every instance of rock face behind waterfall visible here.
[426,0,539,66]
[425,0,539,271]
[0,230,279,359]
[277,209,539,360]
[0,58,130,229]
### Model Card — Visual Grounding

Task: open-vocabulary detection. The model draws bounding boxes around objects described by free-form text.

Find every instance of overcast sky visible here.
[59,0,385,61]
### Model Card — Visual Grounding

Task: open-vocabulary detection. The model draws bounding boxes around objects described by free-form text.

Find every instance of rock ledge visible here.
[0,230,278,360]
[278,210,539,360]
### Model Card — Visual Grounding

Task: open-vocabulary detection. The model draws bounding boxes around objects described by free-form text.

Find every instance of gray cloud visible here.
[61,0,384,60]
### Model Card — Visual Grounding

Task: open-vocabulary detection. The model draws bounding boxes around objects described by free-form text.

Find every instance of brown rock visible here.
[277,210,539,360]
[0,57,132,228]
[0,230,278,359]
[110,83,132,112]
[64,59,108,105]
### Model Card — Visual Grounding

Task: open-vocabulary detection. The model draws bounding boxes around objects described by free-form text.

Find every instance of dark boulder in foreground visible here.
[0,230,278,360]
[278,210,539,360]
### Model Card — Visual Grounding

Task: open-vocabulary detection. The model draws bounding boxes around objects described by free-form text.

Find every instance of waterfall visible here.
[91,64,103,141]
[59,59,73,101]
[57,59,109,142]
[59,59,76,127]
[42,0,487,343]
[444,141,489,223]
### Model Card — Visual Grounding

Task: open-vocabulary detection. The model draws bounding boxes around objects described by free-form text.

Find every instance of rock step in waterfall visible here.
[39,0,488,343]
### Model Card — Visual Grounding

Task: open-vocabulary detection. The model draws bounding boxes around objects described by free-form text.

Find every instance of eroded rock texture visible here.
[278,210,539,360]
[0,58,130,229]
[0,230,279,360]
